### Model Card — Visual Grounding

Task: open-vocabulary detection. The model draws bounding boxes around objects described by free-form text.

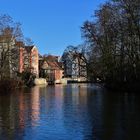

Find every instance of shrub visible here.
[0,79,24,94]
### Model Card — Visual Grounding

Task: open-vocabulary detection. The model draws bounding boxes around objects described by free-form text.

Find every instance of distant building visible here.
[39,55,63,84]
[19,45,39,77]
[63,58,73,77]
[62,53,87,81]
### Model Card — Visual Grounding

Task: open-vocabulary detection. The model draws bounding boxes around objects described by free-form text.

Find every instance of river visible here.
[0,84,140,140]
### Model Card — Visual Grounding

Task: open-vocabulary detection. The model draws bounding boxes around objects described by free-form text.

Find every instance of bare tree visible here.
[82,0,140,85]
[24,37,34,46]
[0,14,23,80]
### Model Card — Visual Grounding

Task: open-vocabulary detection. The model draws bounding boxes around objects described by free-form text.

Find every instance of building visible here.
[39,55,63,84]
[62,52,87,81]
[19,45,39,77]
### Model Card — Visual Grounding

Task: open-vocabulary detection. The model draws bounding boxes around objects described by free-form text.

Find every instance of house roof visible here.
[43,55,59,61]
[48,61,61,70]
[41,60,63,70]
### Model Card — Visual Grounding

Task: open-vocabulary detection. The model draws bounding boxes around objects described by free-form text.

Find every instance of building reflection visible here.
[19,92,25,129]
[54,85,64,110]
[71,84,88,106]
[31,86,40,126]
[18,86,40,129]
[61,84,89,138]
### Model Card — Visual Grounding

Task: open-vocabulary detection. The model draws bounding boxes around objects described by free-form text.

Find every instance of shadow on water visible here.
[0,84,140,140]
[84,89,140,140]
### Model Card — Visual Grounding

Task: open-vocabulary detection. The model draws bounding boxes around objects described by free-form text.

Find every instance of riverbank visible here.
[0,78,48,94]
[105,82,140,93]
[1,78,140,94]
[0,79,24,94]
[67,80,140,93]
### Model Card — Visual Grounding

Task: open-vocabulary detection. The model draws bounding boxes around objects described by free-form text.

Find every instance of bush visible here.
[20,71,36,87]
[0,79,24,94]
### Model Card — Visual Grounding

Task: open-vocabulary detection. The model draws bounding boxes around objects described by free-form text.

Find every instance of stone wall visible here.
[34,78,47,85]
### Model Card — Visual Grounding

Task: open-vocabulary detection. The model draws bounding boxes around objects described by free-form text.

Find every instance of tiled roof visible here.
[41,60,63,70]
[45,55,59,62]
[48,61,60,70]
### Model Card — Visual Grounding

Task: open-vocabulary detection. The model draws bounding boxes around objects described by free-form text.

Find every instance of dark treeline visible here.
[81,0,140,91]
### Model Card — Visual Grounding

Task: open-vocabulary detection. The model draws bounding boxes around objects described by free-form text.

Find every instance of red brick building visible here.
[18,43,39,77]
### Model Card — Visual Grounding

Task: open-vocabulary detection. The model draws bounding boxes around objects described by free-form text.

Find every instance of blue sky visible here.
[0,0,106,56]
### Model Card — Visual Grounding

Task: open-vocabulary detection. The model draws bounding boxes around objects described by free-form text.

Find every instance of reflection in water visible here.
[19,92,25,129]
[0,84,140,140]
[31,86,40,126]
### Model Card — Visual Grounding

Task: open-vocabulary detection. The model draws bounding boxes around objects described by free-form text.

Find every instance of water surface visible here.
[0,84,140,140]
